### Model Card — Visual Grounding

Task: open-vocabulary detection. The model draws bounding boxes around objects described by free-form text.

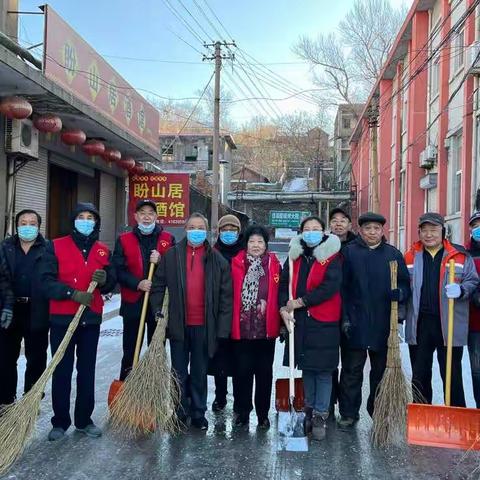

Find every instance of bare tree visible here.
[294,0,407,109]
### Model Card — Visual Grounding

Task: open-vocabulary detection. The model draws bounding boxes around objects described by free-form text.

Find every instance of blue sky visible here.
[17,1,412,126]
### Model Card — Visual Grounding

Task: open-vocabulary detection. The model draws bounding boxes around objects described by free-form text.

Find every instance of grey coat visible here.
[405,240,479,347]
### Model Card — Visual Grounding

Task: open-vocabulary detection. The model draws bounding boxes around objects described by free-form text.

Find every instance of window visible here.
[447,131,463,215]
[185,144,198,162]
[430,55,440,99]
[452,30,465,74]
[399,170,406,227]
[342,117,351,129]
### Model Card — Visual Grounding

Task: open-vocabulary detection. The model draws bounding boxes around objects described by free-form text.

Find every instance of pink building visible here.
[351,0,480,250]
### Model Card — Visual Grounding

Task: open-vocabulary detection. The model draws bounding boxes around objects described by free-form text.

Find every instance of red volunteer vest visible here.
[50,235,110,315]
[469,253,480,332]
[231,251,281,340]
[119,230,174,303]
[291,253,341,322]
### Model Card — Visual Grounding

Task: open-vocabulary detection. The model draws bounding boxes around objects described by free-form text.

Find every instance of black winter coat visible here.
[279,235,342,372]
[1,234,50,331]
[341,236,411,351]
[0,247,14,313]
[150,238,233,358]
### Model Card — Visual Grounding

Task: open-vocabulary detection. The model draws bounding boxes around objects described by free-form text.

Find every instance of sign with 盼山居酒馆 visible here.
[269,210,311,228]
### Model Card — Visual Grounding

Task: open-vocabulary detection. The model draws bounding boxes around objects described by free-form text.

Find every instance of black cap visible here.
[418,212,444,227]
[135,199,157,212]
[329,207,351,223]
[469,211,480,226]
[358,211,386,226]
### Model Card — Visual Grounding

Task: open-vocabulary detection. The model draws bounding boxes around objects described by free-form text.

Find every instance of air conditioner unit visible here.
[5,118,39,159]
[419,173,438,190]
[419,150,434,169]
[425,144,438,161]
[468,41,480,74]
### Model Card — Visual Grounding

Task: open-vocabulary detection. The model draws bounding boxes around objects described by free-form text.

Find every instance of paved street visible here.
[3,293,480,480]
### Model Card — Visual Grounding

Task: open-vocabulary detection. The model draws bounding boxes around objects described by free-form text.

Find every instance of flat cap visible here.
[218,214,241,230]
[418,212,444,227]
[135,199,157,212]
[358,211,386,226]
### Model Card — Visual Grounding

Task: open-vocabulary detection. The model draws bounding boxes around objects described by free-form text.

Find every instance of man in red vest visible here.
[40,203,116,441]
[113,199,174,380]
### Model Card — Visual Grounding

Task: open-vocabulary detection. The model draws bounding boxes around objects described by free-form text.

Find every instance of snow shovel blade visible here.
[108,379,123,409]
[407,403,480,450]
[277,410,308,452]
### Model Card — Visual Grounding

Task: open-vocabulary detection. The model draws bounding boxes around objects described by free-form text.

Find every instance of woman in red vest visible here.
[468,211,480,408]
[279,216,342,441]
[113,199,174,380]
[41,203,116,442]
[231,225,281,429]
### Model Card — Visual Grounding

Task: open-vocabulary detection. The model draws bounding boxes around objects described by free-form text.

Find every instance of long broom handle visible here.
[288,258,295,404]
[445,259,455,407]
[133,262,156,368]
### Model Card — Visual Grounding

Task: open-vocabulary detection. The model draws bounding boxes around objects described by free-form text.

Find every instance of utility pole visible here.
[367,101,380,213]
[203,41,235,238]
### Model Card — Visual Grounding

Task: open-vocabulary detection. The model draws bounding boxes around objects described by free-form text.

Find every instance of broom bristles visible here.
[371,261,412,448]
[0,290,92,476]
[108,293,181,439]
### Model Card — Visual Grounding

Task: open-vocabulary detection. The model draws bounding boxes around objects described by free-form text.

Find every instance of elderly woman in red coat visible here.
[230,224,281,429]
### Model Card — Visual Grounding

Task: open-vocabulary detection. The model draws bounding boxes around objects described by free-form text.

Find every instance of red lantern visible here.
[102,148,122,163]
[132,162,145,174]
[117,156,136,170]
[33,114,62,134]
[82,140,105,157]
[61,129,87,151]
[0,96,32,119]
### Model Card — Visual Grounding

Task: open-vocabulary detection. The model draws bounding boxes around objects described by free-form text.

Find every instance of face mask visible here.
[220,231,238,245]
[138,222,155,235]
[302,231,323,247]
[187,229,207,246]
[17,225,38,242]
[473,226,480,242]
[75,219,95,236]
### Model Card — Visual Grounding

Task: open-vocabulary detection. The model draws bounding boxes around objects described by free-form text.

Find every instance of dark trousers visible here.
[338,346,387,419]
[232,339,275,420]
[409,313,465,407]
[0,304,48,406]
[119,308,156,381]
[330,367,339,410]
[50,323,100,430]
[468,331,480,408]
[170,326,208,420]
[215,374,228,400]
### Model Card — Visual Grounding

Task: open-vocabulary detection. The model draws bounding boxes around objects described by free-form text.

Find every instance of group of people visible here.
[1,200,480,445]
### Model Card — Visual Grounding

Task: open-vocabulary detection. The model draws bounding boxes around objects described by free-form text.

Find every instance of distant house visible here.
[159,132,236,204]
[231,165,270,191]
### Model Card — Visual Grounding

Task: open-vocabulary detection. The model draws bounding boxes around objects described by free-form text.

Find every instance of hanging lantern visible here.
[102,148,122,163]
[132,161,145,174]
[82,140,105,157]
[33,114,62,133]
[117,156,136,171]
[61,129,86,152]
[0,96,32,119]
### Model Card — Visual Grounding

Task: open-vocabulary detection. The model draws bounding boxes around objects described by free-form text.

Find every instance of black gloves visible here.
[0,309,13,329]
[72,290,93,307]
[92,269,107,287]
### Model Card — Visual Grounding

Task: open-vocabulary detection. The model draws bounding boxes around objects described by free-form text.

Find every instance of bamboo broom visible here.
[0,280,98,476]
[371,261,412,447]
[107,291,180,438]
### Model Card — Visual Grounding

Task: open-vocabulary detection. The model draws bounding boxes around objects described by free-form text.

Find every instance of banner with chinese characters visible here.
[128,173,190,226]
[43,5,159,151]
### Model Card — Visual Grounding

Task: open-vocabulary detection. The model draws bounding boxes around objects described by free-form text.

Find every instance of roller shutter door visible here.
[99,172,117,249]
[14,147,48,236]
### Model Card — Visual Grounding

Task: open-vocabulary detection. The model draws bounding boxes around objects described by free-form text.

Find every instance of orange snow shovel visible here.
[407,259,480,450]
[108,262,155,408]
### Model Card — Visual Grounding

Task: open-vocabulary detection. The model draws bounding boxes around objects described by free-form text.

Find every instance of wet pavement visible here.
[3,302,480,479]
